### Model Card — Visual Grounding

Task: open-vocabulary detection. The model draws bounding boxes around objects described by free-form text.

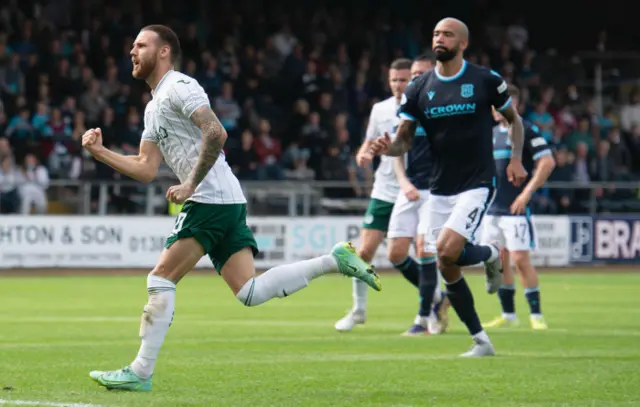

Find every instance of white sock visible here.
[353,278,368,312]
[473,330,491,344]
[487,244,500,262]
[130,274,176,380]
[236,255,337,306]
[530,313,543,319]
[432,287,443,305]
[503,312,516,320]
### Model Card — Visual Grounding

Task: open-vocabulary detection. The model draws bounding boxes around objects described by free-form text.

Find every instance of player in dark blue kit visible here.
[482,85,555,331]
[370,17,527,356]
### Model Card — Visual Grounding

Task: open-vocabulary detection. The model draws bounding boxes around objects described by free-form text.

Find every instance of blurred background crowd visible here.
[0,0,639,215]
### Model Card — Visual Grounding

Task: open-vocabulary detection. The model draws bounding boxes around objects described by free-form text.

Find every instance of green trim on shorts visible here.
[361,198,394,232]
[164,201,259,273]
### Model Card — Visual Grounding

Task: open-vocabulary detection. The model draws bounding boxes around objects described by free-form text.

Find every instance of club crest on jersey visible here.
[461,84,474,98]
[157,126,169,140]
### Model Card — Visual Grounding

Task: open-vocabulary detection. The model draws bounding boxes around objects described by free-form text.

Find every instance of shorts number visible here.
[467,208,479,225]
[172,213,187,234]
[514,222,527,242]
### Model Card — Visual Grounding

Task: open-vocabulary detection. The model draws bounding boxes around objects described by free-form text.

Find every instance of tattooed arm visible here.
[186,105,228,188]
[384,119,417,156]
[498,104,525,160]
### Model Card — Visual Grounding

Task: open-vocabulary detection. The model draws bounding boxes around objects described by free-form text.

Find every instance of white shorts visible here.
[388,190,430,239]
[481,215,538,252]
[419,187,496,253]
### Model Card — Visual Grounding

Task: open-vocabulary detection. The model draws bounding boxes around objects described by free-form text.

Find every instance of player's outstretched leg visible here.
[335,229,385,332]
[89,238,206,392]
[511,251,547,330]
[484,250,520,328]
[233,241,381,307]
[437,229,495,357]
[454,241,503,294]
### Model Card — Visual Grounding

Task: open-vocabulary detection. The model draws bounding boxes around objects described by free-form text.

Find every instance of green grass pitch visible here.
[0,270,639,407]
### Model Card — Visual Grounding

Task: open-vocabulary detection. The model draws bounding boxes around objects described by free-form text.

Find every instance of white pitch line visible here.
[1,316,640,337]
[0,400,105,407]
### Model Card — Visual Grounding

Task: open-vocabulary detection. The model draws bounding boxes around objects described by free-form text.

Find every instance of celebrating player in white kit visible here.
[335,58,422,332]
[81,25,381,392]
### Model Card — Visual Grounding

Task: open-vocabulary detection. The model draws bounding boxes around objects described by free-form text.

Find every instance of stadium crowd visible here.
[0,0,639,215]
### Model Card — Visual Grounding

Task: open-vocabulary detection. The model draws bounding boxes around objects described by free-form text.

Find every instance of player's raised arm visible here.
[488,73,525,160]
[186,105,228,188]
[500,105,525,160]
[488,74,527,186]
[82,128,163,183]
[381,119,417,156]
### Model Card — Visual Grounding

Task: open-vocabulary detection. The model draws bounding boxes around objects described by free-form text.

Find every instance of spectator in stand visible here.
[253,119,284,180]
[566,116,595,152]
[0,2,639,215]
[214,82,242,140]
[620,91,640,133]
[19,152,49,214]
[0,154,22,214]
[227,129,259,180]
[548,148,574,214]
[605,127,632,176]
[527,101,554,142]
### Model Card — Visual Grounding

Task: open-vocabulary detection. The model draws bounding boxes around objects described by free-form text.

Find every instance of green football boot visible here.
[89,366,152,392]
[331,241,382,291]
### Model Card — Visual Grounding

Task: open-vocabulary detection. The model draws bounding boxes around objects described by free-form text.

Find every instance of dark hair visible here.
[142,24,182,64]
[390,58,412,70]
[414,52,436,63]
[507,84,520,100]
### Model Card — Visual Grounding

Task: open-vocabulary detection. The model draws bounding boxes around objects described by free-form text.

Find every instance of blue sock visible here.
[498,284,516,314]
[455,243,494,266]
[392,257,419,288]
[418,256,438,317]
[446,276,483,335]
[524,287,541,315]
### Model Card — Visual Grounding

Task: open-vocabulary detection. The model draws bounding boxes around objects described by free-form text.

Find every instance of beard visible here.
[132,57,156,79]
[433,45,458,62]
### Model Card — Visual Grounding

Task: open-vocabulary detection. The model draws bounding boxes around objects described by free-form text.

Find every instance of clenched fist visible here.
[82,128,105,155]
[370,132,391,156]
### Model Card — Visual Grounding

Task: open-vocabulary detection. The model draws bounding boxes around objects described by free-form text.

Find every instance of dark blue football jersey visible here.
[398,60,512,195]
[406,125,432,190]
[487,120,553,216]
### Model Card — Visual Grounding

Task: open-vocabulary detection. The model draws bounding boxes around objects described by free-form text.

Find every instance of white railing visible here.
[42,179,640,216]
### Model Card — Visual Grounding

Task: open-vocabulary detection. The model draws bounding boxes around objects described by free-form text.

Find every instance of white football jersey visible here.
[141,70,246,204]
[365,96,402,203]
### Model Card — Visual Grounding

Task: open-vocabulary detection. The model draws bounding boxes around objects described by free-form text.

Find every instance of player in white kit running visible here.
[82,25,381,392]
[335,59,420,332]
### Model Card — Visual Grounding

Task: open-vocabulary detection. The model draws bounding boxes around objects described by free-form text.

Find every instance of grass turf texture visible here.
[0,271,639,407]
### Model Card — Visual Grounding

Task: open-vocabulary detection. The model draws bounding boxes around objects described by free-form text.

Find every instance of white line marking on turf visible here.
[1,316,640,338]
[0,400,105,407]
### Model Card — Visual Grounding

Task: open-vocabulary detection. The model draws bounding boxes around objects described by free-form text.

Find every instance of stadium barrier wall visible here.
[0,215,638,269]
